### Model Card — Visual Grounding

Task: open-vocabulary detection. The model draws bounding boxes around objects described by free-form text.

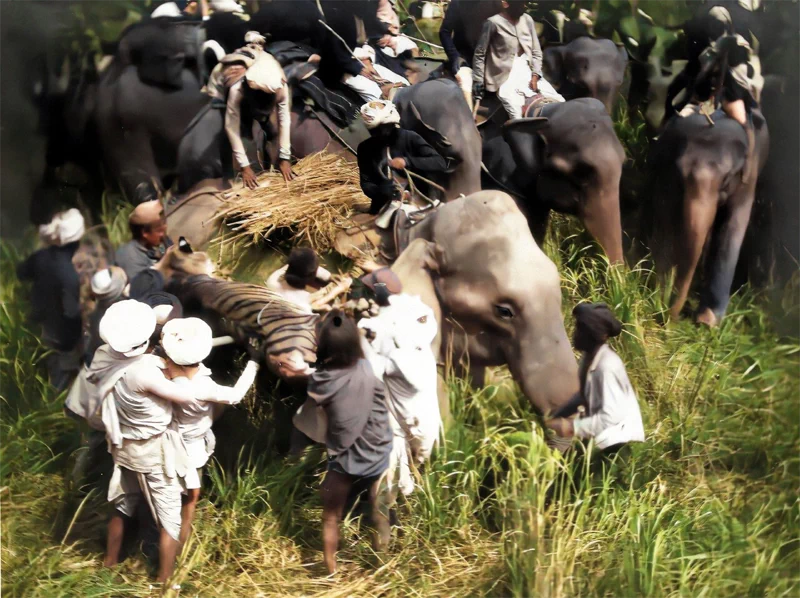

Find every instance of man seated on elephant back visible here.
[356,100,448,215]
[679,10,761,133]
[203,32,294,186]
[472,0,564,121]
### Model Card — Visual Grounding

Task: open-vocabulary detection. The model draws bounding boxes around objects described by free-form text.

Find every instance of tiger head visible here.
[154,237,215,283]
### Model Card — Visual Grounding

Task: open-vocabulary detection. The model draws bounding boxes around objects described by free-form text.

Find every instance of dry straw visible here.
[215,153,370,252]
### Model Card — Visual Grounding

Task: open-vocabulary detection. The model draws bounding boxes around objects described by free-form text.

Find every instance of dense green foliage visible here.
[2,214,798,596]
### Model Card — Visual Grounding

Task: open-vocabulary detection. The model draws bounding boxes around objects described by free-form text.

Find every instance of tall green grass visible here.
[2,213,798,596]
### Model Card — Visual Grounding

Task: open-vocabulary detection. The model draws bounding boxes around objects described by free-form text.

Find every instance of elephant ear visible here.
[543,46,565,87]
[502,117,549,174]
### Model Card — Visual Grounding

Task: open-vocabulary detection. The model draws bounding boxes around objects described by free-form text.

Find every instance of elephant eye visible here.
[494,304,515,320]
[417,315,428,324]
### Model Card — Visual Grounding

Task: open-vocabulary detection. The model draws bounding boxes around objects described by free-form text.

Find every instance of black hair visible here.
[285,247,320,289]
[315,309,363,369]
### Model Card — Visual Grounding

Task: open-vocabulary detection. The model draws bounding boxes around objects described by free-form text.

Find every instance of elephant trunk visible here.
[582,158,624,264]
[507,308,580,415]
[591,81,616,113]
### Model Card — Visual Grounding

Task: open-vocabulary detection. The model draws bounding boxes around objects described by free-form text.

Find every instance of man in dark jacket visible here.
[356,100,447,215]
[17,208,85,390]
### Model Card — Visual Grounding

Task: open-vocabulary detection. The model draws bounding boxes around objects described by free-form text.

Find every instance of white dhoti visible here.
[497,55,564,120]
[109,467,184,541]
[343,73,383,103]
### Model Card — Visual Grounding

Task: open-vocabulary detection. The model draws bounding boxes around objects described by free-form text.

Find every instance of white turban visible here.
[161,317,213,366]
[361,100,401,129]
[51,208,86,245]
[244,30,266,47]
[91,266,127,300]
[354,44,376,63]
[211,0,244,14]
[99,300,156,357]
[246,52,285,94]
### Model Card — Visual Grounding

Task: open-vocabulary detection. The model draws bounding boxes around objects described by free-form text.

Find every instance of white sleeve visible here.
[572,369,624,440]
[265,265,288,291]
[277,84,292,161]
[194,360,260,405]
[225,81,250,170]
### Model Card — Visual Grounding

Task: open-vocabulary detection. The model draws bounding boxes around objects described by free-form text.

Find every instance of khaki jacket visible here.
[473,13,543,92]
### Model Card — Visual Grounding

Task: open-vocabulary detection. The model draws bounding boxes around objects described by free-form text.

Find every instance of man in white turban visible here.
[356,100,447,215]
[17,208,86,390]
[98,302,256,582]
[159,317,260,548]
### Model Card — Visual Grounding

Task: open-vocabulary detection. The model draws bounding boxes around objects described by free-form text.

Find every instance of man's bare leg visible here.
[179,489,201,550]
[103,512,127,567]
[157,528,181,582]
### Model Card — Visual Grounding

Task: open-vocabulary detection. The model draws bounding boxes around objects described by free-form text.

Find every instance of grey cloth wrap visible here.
[308,358,393,478]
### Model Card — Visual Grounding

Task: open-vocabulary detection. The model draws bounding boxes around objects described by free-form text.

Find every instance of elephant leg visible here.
[177,108,225,194]
[697,180,757,325]
[527,204,551,248]
[670,169,720,321]
[106,129,163,204]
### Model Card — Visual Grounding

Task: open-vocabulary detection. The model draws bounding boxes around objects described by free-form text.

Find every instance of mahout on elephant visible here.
[542,36,628,112]
[479,97,625,264]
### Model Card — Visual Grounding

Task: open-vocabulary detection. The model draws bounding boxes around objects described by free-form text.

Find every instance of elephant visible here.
[388,191,579,415]
[645,110,769,326]
[542,37,628,112]
[393,78,482,199]
[94,60,207,204]
[481,97,626,264]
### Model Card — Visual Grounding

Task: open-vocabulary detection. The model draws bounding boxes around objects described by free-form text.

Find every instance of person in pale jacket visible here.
[545,302,645,457]
[160,317,260,549]
[472,0,564,120]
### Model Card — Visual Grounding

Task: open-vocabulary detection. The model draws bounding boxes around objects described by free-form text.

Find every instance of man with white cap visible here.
[356,100,447,215]
[159,317,259,548]
[115,200,172,282]
[99,301,253,582]
[203,34,294,186]
[17,208,86,390]
[84,267,129,367]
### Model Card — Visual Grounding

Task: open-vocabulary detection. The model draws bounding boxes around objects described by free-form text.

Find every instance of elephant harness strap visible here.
[523,95,561,119]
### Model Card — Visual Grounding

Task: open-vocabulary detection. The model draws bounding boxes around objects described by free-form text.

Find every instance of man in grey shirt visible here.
[115,200,172,281]
[472,0,563,119]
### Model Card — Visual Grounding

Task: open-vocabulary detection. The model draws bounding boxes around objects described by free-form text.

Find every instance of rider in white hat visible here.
[356,100,447,215]
[159,317,260,547]
[84,267,129,366]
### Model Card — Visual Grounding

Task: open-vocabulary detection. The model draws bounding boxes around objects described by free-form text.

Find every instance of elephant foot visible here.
[695,308,719,328]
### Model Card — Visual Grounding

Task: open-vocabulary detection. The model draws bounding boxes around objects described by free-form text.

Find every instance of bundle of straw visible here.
[215,152,370,251]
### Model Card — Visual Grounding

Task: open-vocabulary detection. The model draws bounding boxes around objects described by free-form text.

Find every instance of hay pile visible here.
[215,152,369,251]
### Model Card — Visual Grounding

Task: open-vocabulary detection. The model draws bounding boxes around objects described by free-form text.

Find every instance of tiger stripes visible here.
[168,274,319,379]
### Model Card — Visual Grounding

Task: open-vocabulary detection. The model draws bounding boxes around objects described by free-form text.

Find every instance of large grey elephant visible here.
[340,191,580,415]
[543,37,628,112]
[481,98,625,264]
[645,110,769,326]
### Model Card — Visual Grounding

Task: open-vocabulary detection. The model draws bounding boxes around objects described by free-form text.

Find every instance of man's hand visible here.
[278,159,295,182]
[245,335,263,362]
[530,74,541,92]
[307,53,321,64]
[361,62,380,81]
[388,157,407,170]
[544,417,574,438]
[242,165,258,189]
[472,82,484,102]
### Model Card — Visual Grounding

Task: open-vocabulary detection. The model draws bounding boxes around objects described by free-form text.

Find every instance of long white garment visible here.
[498,55,564,120]
[172,361,258,488]
[572,344,645,449]
[359,294,440,496]
[374,63,409,87]
[65,345,145,431]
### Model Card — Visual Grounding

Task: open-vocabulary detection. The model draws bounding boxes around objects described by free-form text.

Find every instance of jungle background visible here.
[1,1,799,596]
